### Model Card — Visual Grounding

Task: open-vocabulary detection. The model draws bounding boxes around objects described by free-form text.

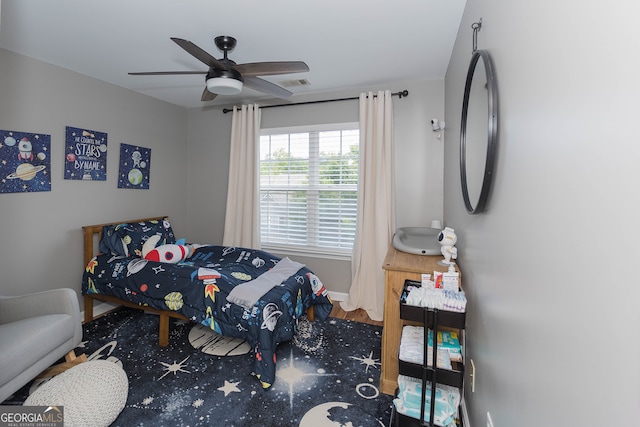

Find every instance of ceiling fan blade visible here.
[235,61,309,77]
[201,87,218,102]
[128,71,207,76]
[244,76,292,99]
[170,37,228,70]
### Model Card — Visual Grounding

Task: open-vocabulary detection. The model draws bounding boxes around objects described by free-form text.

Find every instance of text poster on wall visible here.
[118,143,151,189]
[64,126,108,181]
[0,129,51,194]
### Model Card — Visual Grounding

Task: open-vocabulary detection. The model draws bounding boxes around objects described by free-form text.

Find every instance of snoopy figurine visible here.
[438,227,458,265]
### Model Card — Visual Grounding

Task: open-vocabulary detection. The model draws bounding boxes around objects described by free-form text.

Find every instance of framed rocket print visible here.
[0,129,51,194]
[118,143,151,189]
[64,126,108,181]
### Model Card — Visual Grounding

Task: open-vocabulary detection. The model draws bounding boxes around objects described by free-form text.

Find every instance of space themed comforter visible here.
[82,245,333,389]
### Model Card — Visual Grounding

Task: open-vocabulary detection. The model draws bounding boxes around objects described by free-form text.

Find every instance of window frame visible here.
[259,122,359,261]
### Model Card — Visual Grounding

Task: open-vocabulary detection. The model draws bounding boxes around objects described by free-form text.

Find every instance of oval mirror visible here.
[460,49,498,214]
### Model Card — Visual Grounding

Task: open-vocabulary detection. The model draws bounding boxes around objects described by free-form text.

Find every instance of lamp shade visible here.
[206,77,243,95]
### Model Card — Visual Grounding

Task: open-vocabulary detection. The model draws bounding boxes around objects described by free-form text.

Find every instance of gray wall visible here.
[445,1,640,425]
[185,78,446,294]
[0,48,188,300]
[0,46,446,301]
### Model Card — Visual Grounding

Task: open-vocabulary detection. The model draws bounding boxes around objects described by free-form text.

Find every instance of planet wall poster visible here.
[0,129,51,194]
[118,143,150,189]
[64,126,108,181]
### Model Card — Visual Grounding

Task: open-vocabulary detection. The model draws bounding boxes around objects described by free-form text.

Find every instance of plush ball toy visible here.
[142,235,194,264]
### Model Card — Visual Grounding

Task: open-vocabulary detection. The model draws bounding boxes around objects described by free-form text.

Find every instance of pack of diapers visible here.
[393,374,460,426]
[399,326,462,367]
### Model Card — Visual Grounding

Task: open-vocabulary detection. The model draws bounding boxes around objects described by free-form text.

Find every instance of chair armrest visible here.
[0,288,82,343]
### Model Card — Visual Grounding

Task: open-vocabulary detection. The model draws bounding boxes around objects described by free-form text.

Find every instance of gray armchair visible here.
[0,288,83,402]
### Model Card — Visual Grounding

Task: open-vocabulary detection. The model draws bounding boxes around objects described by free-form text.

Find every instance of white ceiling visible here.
[0,0,466,109]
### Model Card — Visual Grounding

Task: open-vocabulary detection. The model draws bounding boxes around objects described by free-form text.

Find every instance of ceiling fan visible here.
[129,36,309,102]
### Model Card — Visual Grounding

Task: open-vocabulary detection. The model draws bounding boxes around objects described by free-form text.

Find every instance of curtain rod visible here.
[222,89,409,114]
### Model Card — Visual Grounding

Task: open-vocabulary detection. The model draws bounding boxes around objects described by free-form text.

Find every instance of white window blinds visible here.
[260,124,359,256]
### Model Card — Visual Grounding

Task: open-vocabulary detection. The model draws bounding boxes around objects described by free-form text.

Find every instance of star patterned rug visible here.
[4,307,393,426]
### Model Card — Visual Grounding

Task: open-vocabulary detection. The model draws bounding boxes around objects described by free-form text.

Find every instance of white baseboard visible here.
[461,397,471,427]
[81,300,120,320]
[328,291,348,302]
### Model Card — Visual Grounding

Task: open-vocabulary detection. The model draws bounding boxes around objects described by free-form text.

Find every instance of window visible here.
[260,123,359,258]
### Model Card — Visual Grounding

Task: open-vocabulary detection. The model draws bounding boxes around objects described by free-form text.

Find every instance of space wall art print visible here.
[64,126,108,181]
[0,129,51,194]
[118,143,151,189]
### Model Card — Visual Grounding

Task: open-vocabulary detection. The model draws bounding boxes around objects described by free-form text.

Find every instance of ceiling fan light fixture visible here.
[206,76,243,95]
[205,67,244,95]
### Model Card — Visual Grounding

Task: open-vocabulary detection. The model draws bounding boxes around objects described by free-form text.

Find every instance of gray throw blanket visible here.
[227,257,305,310]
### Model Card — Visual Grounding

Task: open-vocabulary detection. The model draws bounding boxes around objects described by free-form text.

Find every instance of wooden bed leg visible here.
[65,350,78,362]
[306,306,316,322]
[36,351,87,379]
[159,313,169,347]
[84,295,94,323]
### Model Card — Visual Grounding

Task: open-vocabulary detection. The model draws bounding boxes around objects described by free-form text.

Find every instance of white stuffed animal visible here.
[437,227,458,265]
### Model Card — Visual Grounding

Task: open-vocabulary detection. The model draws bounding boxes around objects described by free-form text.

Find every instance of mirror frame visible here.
[460,49,498,214]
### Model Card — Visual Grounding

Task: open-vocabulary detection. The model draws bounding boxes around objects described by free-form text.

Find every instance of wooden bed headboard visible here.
[82,216,169,267]
[81,215,194,341]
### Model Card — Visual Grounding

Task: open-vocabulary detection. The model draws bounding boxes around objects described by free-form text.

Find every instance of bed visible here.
[81,216,333,389]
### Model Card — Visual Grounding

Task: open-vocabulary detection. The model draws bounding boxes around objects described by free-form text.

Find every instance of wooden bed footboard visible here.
[82,216,315,347]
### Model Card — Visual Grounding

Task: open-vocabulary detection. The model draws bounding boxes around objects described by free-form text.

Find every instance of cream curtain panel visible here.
[340,90,396,321]
[222,104,262,248]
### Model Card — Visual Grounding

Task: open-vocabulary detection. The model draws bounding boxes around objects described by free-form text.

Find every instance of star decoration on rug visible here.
[218,380,241,397]
[349,351,381,373]
[276,347,336,409]
[158,356,191,380]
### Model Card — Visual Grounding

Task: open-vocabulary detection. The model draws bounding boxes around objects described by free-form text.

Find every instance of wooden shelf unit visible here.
[379,245,460,395]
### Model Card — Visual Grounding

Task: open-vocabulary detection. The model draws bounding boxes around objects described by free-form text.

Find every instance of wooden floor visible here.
[329,303,383,327]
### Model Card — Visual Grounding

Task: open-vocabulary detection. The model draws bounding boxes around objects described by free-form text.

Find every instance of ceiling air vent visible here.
[279,78,311,88]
